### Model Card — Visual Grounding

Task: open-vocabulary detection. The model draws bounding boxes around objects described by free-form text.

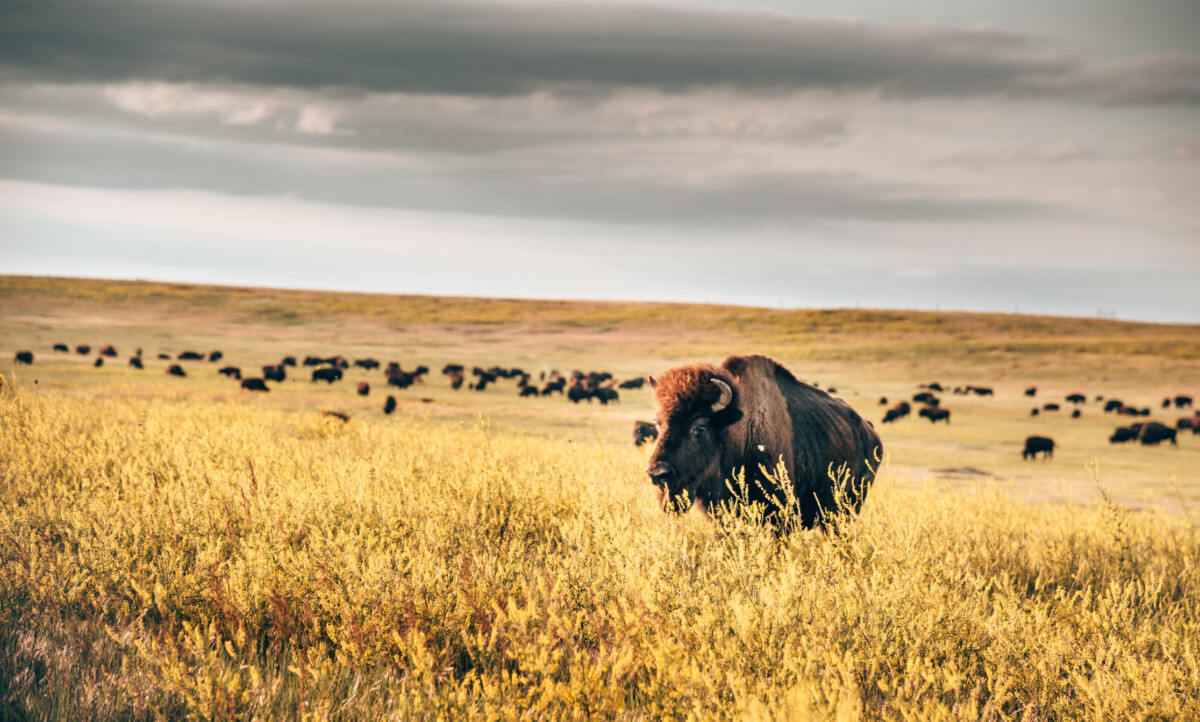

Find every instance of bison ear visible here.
[648,375,656,388]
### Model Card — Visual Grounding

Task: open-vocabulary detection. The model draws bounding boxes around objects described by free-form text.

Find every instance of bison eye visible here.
[691,419,709,435]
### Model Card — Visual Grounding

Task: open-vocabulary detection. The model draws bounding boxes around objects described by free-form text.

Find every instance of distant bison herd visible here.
[16,341,650,420]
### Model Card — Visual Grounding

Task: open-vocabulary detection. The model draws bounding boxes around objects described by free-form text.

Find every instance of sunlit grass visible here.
[2,384,1198,719]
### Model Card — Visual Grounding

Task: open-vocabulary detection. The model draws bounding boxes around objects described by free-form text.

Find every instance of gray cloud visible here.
[0,121,1048,227]
[2,0,1197,105]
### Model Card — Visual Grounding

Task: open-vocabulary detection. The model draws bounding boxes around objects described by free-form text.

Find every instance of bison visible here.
[645,354,881,532]
[1024,387,1037,397]
[919,407,950,423]
[241,378,269,392]
[1030,407,1040,416]
[1104,399,1124,413]
[178,351,204,360]
[263,365,285,382]
[354,358,380,370]
[13,351,33,365]
[633,420,658,448]
[1176,395,1194,409]
[619,377,646,390]
[157,353,170,360]
[166,364,186,377]
[93,357,104,368]
[357,382,370,396]
[53,343,69,353]
[1066,393,1086,405]
[1071,409,1081,418]
[519,385,540,397]
[281,356,297,367]
[321,410,350,422]
[1023,436,1055,460]
[594,387,620,405]
[882,401,911,424]
[219,366,242,379]
[383,395,397,414]
[312,367,343,383]
[1109,427,1138,444]
[76,345,91,355]
[1043,403,1060,411]
[448,371,464,390]
[1138,422,1177,446]
[879,397,888,405]
[567,385,592,403]
[99,345,118,357]
[208,350,223,362]
[912,391,937,404]
[129,357,144,369]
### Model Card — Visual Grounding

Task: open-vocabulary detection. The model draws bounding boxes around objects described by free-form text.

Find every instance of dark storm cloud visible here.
[0,122,1046,226]
[2,0,1197,104]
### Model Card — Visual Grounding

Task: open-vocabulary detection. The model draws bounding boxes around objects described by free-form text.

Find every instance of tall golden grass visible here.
[2,382,1198,719]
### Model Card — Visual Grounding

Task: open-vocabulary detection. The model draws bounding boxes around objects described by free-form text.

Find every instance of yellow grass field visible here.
[2,275,1199,719]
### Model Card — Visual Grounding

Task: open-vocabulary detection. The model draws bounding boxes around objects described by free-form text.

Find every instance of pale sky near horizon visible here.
[1,0,1197,322]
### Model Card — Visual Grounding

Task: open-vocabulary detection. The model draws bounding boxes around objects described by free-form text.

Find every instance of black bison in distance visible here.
[1023,436,1055,460]
[13,351,33,365]
[645,354,881,532]
[632,420,658,448]
[241,378,269,392]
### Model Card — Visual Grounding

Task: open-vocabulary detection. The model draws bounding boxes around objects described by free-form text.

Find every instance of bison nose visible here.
[646,462,674,483]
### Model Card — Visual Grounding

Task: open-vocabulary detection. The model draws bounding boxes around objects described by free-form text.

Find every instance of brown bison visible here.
[13,351,33,365]
[919,407,951,423]
[1023,436,1055,460]
[633,420,658,448]
[519,385,540,397]
[645,354,881,532]
[263,365,286,382]
[1138,423,1177,446]
[76,345,91,355]
[357,382,370,396]
[312,367,343,383]
[166,364,186,377]
[129,357,144,369]
[219,366,242,379]
[594,387,620,405]
[241,378,269,392]
[882,401,911,424]
[178,351,204,360]
[383,395,397,414]
[99,345,118,357]
[448,371,465,390]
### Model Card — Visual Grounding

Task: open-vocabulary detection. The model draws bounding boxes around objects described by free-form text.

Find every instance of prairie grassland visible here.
[2,385,1199,720]
[3,276,1200,718]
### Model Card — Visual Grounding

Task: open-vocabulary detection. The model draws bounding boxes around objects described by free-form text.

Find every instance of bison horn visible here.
[711,379,732,413]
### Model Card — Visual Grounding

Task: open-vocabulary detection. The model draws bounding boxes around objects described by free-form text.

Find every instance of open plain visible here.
[2,275,1199,719]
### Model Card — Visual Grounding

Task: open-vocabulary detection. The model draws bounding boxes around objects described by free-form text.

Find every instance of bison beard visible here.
[645,355,881,533]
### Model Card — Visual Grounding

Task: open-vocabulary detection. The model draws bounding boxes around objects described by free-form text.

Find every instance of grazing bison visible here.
[1162,398,1172,408]
[519,385,540,397]
[93,357,104,368]
[76,345,91,355]
[1175,417,1194,431]
[157,353,170,360]
[219,366,242,379]
[1066,393,1086,405]
[443,363,465,375]
[1071,409,1081,418]
[1109,427,1138,444]
[919,407,950,423]
[633,420,658,448]
[383,395,397,414]
[1176,395,1194,409]
[99,345,118,357]
[969,386,994,396]
[542,378,566,395]
[619,377,646,390]
[1030,407,1040,416]
[129,357,144,369]
[448,371,465,390]
[354,358,380,370]
[925,382,944,392]
[241,378,269,392]
[53,343,69,352]
[263,365,285,382]
[594,387,619,405]
[312,367,343,383]
[166,364,186,377]
[1024,387,1037,397]
[387,371,415,389]
[567,385,592,403]
[1139,422,1177,446]
[879,397,888,405]
[13,351,33,365]
[357,382,370,396]
[1043,403,1060,411]
[178,351,204,360]
[881,401,911,424]
[281,356,297,367]
[1023,436,1055,460]
[1104,400,1124,413]
[208,350,223,362]
[912,392,937,404]
[645,354,881,532]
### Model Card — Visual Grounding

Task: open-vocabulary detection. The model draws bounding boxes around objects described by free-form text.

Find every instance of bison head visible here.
[645,364,744,513]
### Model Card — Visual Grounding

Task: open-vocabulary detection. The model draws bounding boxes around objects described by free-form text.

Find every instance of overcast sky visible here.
[1,0,1197,322]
